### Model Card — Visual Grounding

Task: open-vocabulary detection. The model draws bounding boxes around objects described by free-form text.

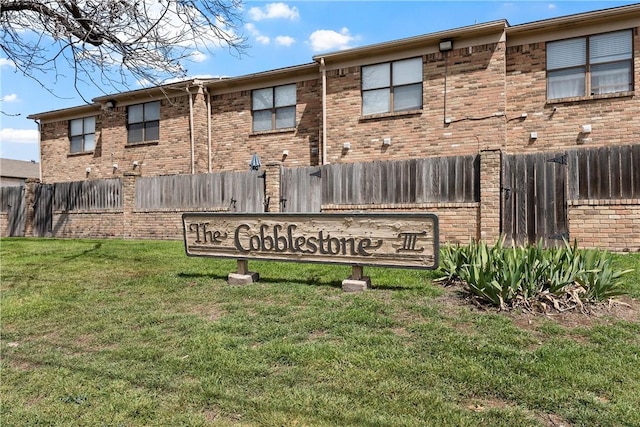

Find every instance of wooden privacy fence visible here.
[502,144,640,246]
[4,145,638,248]
[281,155,480,212]
[0,186,26,237]
[568,144,640,200]
[502,152,568,246]
[135,171,264,212]
[52,178,122,211]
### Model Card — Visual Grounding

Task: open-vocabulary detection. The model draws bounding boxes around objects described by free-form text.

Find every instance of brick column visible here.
[264,162,282,213]
[479,149,502,243]
[192,85,210,174]
[122,172,139,238]
[23,178,40,237]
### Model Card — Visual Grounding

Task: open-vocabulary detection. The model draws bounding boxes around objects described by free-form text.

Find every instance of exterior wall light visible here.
[439,40,453,52]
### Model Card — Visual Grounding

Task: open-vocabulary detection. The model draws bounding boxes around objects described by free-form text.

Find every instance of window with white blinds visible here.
[547,30,633,99]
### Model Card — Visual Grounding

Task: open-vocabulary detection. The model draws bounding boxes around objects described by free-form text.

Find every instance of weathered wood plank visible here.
[183,212,439,269]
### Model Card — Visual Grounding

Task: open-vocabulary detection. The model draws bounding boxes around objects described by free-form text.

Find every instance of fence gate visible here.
[1,186,26,237]
[33,184,54,237]
[280,166,323,213]
[502,152,568,246]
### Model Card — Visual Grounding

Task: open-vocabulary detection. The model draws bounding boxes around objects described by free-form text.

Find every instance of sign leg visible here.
[342,265,371,292]
[228,259,259,285]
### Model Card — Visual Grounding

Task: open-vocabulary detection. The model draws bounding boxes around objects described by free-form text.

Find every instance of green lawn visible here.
[1,238,639,426]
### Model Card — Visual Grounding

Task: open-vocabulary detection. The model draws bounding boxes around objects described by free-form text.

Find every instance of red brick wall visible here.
[323,42,508,164]
[40,95,195,183]
[321,203,479,245]
[505,30,640,153]
[50,211,124,238]
[569,202,640,252]
[209,79,322,172]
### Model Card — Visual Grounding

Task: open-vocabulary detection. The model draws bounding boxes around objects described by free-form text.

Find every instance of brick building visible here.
[23,4,640,249]
[29,5,639,181]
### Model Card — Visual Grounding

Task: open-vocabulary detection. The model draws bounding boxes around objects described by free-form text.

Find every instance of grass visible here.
[1,238,639,426]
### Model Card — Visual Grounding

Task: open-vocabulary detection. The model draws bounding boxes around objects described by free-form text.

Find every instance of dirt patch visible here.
[466,397,573,426]
[537,412,572,427]
[434,281,639,331]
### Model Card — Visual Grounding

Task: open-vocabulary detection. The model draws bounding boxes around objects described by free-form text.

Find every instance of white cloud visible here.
[275,36,295,47]
[0,58,16,68]
[0,128,39,145]
[248,3,299,21]
[308,28,356,52]
[548,3,556,9]
[2,94,18,102]
[245,23,270,45]
[256,35,270,45]
[189,51,208,63]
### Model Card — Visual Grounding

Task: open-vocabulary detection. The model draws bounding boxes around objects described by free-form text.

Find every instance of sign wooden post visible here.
[228,259,259,285]
[182,213,439,291]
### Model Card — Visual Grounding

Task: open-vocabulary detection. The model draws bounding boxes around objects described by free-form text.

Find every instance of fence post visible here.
[23,178,40,237]
[479,149,502,244]
[122,172,139,238]
[264,162,282,213]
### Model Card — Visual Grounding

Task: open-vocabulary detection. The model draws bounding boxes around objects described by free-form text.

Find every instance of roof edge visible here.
[507,3,640,35]
[313,20,508,64]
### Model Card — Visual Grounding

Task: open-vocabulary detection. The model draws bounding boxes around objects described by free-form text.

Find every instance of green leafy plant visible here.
[438,238,633,309]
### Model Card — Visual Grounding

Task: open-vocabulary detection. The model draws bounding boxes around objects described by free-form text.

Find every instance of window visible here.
[362,57,423,115]
[69,117,96,153]
[252,84,296,132]
[127,101,160,143]
[547,30,633,100]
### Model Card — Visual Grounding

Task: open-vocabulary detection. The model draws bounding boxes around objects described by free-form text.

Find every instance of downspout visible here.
[34,119,42,181]
[320,57,328,165]
[188,86,195,174]
[206,86,212,173]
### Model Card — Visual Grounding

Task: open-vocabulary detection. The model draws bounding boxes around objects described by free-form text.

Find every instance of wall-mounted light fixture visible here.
[85,167,91,174]
[581,124,592,134]
[132,161,139,168]
[382,137,392,146]
[439,39,453,52]
[342,142,351,152]
[282,150,289,157]
[112,163,118,170]
[529,131,538,140]
[249,153,261,171]
[104,99,116,109]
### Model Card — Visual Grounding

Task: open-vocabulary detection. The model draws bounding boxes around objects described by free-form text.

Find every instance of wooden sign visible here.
[182,213,439,269]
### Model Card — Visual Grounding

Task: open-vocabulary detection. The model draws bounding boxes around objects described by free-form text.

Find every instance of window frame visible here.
[546,30,633,100]
[361,57,423,116]
[127,101,160,144]
[251,84,297,132]
[69,116,96,154]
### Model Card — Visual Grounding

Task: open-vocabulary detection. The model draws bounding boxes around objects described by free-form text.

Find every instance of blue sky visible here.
[0,0,636,162]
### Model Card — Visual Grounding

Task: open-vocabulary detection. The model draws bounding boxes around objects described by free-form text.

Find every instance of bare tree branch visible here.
[0,0,248,99]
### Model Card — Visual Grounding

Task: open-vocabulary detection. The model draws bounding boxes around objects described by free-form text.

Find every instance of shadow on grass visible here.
[61,242,103,262]
[177,272,344,289]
